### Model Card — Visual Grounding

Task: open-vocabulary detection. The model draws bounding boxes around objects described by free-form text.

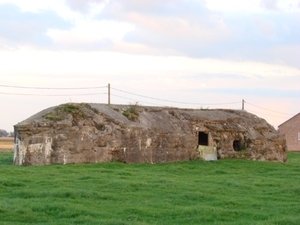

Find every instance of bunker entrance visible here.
[197,131,217,161]
[233,140,242,151]
[198,132,209,146]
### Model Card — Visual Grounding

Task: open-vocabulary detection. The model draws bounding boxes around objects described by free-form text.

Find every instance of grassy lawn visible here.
[0,151,299,225]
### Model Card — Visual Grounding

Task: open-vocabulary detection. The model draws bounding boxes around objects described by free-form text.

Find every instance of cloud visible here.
[123,13,230,48]
[260,0,279,10]
[46,19,134,51]
[0,3,72,48]
[253,17,276,36]
[1,0,299,69]
[88,0,299,68]
[48,0,231,54]
[92,0,232,56]
[64,0,106,13]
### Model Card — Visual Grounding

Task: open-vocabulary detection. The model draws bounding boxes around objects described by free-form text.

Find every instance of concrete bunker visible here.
[13,103,287,166]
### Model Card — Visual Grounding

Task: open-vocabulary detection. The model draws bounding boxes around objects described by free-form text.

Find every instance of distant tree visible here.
[8,131,14,137]
[0,129,8,137]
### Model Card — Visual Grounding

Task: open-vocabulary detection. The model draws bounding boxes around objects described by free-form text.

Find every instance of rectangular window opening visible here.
[198,132,209,146]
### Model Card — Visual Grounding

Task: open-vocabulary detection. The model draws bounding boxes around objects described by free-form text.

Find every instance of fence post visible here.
[242,99,245,110]
[108,83,111,105]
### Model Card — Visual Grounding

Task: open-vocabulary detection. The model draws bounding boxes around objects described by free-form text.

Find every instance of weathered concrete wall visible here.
[13,103,287,166]
[198,145,217,161]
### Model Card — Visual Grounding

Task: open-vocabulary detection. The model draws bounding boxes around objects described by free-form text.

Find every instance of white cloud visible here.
[260,0,279,10]
[252,16,276,36]
[205,0,261,12]
[206,0,300,12]
[47,19,135,50]
[1,48,298,83]
[0,0,66,13]
[1,0,299,68]
[65,0,106,13]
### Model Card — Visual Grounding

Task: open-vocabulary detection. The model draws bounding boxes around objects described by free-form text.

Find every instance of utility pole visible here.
[108,83,111,105]
[242,99,245,110]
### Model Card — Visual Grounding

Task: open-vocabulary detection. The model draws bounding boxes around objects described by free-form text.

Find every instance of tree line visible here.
[0,129,14,137]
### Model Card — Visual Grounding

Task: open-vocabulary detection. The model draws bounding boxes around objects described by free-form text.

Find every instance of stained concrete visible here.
[13,103,286,165]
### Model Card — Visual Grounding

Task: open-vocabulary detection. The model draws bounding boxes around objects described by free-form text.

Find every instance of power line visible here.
[0,84,107,90]
[111,94,164,106]
[245,101,294,116]
[1,83,296,118]
[0,92,107,96]
[111,87,241,106]
[246,109,291,119]
[111,88,296,117]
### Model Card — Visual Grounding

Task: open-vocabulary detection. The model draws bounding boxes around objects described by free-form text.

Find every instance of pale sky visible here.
[0,0,299,132]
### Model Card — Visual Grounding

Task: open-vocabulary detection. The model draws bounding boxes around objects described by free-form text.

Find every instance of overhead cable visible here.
[110,94,165,106]
[246,109,291,118]
[0,92,107,96]
[111,87,241,106]
[0,84,107,90]
[245,101,294,116]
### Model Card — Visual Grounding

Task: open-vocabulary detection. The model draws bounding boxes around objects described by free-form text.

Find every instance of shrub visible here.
[43,103,86,122]
[122,103,140,121]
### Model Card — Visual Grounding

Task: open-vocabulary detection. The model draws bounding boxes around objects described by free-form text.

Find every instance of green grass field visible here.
[0,151,299,225]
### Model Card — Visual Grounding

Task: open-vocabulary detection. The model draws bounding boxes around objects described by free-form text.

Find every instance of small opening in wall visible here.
[233,140,242,151]
[198,132,208,146]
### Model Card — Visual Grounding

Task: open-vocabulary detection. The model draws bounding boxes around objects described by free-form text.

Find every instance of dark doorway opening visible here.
[233,140,242,151]
[198,132,208,146]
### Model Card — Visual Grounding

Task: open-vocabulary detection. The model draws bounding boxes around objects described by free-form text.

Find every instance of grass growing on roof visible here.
[122,103,141,121]
[0,152,300,225]
[43,103,87,122]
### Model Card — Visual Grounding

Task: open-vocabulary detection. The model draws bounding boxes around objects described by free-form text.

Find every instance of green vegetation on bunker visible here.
[0,152,300,225]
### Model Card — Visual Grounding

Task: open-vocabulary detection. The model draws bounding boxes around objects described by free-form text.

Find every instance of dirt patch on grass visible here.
[0,137,14,152]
